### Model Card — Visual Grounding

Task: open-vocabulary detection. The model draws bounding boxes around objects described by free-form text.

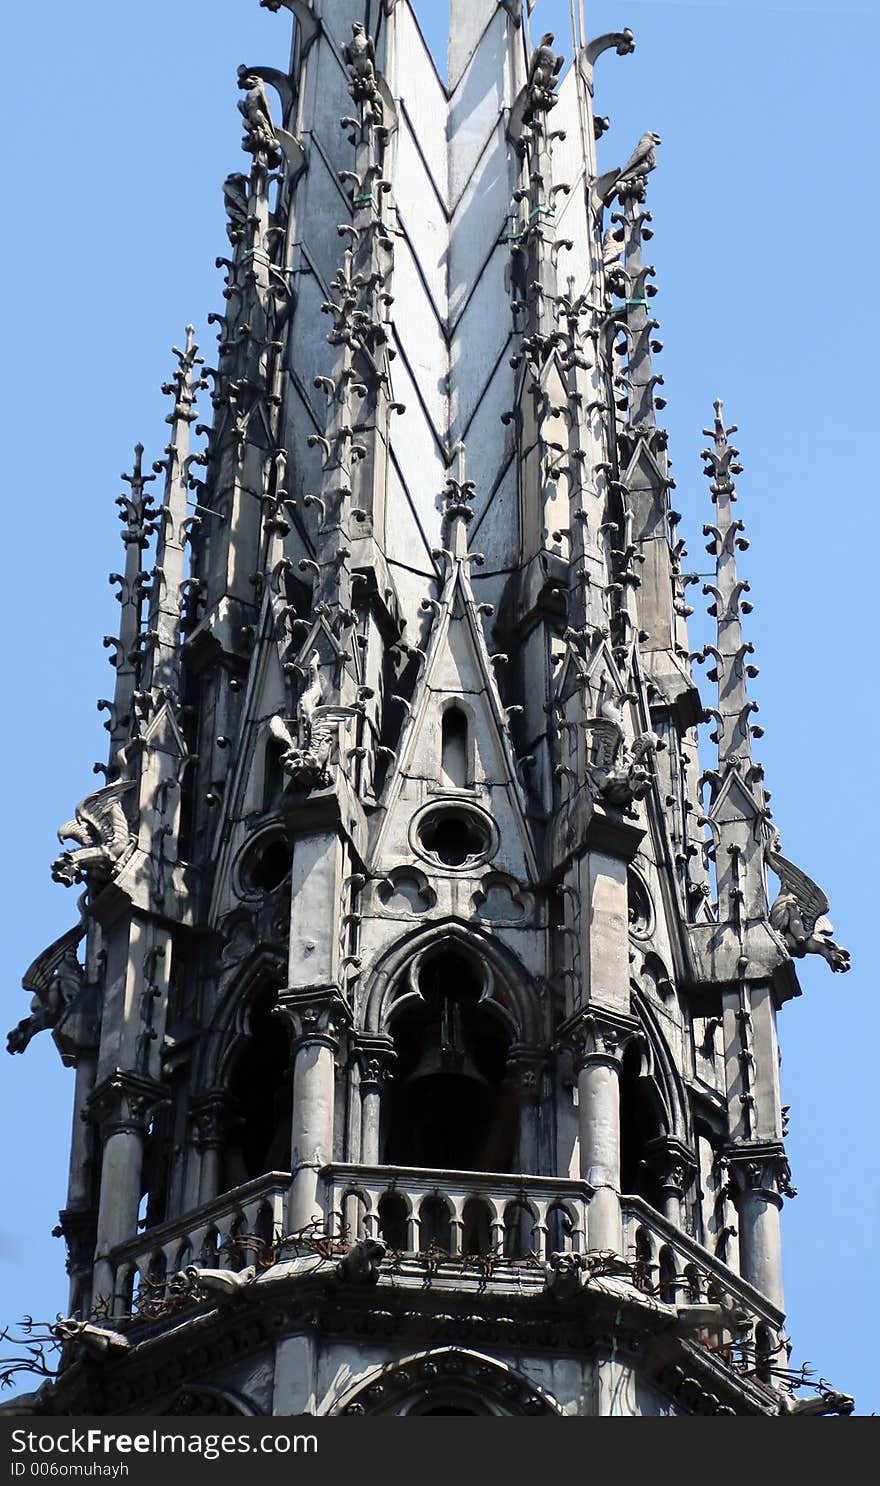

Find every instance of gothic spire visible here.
[101,445,156,769]
[146,328,208,702]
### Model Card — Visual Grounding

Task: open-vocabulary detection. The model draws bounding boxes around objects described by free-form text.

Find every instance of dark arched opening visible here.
[384,949,517,1173]
[222,984,291,1189]
[619,1041,664,1211]
[441,706,469,788]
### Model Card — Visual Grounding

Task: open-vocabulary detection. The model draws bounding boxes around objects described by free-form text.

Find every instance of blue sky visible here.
[1,0,877,1412]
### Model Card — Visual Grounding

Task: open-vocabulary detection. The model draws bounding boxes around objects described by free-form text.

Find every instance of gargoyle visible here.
[51,781,135,889]
[593,131,662,207]
[336,1238,386,1286]
[237,68,281,164]
[53,1319,130,1361]
[343,23,381,119]
[268,652,333,791]
[776,1387,854,1417]
[585,692,661,807]
[172,1264,257,1303]
[7,924,85,1055]
[223,172,249,245]
[523,33,564,126]
[543,1251,587,1300]
[766,848,851,973]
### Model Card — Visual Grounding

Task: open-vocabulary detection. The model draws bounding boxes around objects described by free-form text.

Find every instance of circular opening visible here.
[243,837,292,894]
[418,808,490,868]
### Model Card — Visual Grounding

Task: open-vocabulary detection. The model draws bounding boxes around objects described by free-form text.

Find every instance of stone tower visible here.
[8,1,854,1419]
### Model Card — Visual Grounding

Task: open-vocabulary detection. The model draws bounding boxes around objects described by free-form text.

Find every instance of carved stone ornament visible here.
[268,652,334,791]
[523,33,564,127]
[8,921,86,1055]
[336,1238,386,1286]
[51,780,135,888]
[543,1251,587,1300]
[584,689,662,808]
[766,847,850,973]
[342,23,382,120]
[237,68,281,164]
[53,1319,130,1361]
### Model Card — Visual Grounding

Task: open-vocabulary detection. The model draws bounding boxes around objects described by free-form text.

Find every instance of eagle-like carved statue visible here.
[237,68,281,163]
[51,781,135,888]
[343,22,381,116]
[267,651,333,792]
[766,848,851,973]
[524,32,564,124]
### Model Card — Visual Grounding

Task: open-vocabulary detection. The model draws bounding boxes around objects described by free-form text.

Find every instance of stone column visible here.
[89,1073,163,1312]
[192,1092,238,1206]
[728,1149,788,1313]
[355,1039,396,1167]
[506,1047,546,1176]
[646,1139,695,1231]
[566,1015,636,1254]
[282,992,347,1234]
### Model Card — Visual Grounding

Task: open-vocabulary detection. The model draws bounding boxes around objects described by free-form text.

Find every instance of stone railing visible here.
[323,1164,591,1258]
[109,1172,289,1302]
[620,1196,785,1331]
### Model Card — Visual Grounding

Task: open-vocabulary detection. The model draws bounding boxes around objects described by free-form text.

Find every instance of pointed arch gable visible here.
[362,917,545,1045]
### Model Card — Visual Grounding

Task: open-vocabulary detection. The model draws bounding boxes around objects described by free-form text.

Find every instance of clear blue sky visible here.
[1,0,876,1412]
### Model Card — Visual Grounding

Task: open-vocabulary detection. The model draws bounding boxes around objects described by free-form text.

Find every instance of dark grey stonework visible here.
[5,1,852,1419]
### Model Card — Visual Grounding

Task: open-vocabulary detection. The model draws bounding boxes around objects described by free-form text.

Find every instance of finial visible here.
[443,442,476,559]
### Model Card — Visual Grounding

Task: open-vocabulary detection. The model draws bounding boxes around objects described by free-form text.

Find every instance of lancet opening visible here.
[384,948,517,1173]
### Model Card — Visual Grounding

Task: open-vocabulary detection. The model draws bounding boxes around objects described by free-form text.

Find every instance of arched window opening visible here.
[633,1226,654,1293]
[384,949,517,1173]
[619,1041,664,1211]
[222,984,290,1190]
[441,706,469,788]
[503,1201,535,1260]
[658,1245,677,1305]
[462,1198,493,1257]
[755,1324,775,1385]
[147,1251,167,1288]
[684,1263,703,1304]
[263,735,287,812]
[254,1204,276,1260]
[546,1204,573,1257]
[419,1196,452,1254]
[378,1193,409,1252]
[201,1228,222,1269]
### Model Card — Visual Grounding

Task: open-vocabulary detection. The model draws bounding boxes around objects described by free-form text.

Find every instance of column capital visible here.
[560,1009,640,1072]
[190,1090,240,1151]
[353,1036,396,1090]
[276,986,352,1050]
[505,1044,547,1101]
[724,1142,794,1206]
[645,1137,697,1198]
[87,1071,167,1140]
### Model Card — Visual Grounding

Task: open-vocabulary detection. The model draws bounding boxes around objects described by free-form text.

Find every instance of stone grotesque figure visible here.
[53,1319,130,1361]
[268,652,333,791]
[7,934,84,1054]
[172,1265,258,1303]
[585,690,661,807]
[523,33,564,125]
[766,848,851,973]
[776,1388,855,1417]
[51,781,135,888]
[343,23,379,110]
[543,1252,586,1300]
[237,68,280,163]
[336,1238,386,1286]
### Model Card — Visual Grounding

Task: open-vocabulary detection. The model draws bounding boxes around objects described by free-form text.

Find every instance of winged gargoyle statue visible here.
[766,847,851,973]
[268,651,334,792]
[51,780,135,888]
[7,919,86,1054]
[585,690,661,808]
